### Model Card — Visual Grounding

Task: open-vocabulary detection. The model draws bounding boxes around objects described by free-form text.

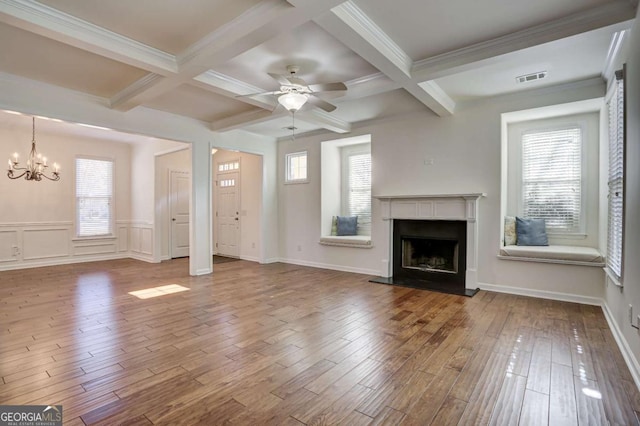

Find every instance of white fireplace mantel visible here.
[373,193,485,290]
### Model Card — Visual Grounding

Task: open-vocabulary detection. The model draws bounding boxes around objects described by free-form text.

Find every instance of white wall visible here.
[130,139,187,261]
[0,114,131,269]
[212,149,262,262]
[603,7,640,386]
[278,80,606,297]
[155,147,191,260]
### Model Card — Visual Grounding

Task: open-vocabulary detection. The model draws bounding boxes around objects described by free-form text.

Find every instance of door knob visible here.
[172,218,176,221]
[235,218,239,221]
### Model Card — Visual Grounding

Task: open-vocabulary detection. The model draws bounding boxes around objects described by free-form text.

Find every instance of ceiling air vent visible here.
[516,71,547,84]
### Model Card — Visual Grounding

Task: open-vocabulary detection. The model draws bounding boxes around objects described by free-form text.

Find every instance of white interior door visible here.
[170,170,190,258]
[217,172,240,257]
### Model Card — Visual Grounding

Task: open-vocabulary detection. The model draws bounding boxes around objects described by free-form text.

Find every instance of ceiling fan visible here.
[239,65,347,113]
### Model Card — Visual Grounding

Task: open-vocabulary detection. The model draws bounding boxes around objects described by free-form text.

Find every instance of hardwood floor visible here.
[1,258,638,425]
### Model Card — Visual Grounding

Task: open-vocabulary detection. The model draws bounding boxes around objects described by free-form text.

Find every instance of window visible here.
[285,151,307,183]
[521,126,583,233]
[218,161,239,172]
[342,144,372,235]
[607,67,625,281]
[320,135,372,241]
[76,158,113,237]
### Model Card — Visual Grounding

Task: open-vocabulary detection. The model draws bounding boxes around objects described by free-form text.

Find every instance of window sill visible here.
[498,245,604,267]
[284,179,309,185]
[72,235,116,242]
[319,235,372,248]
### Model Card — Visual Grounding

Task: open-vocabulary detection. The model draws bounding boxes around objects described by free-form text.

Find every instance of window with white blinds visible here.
[342,145,371,235]
[76,158,114,237]
[521,127,582,233]
[607,70,625,281]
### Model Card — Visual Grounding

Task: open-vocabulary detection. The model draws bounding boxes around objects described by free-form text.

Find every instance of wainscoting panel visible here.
[117,226,128,253]
[23,228,70,260]
[73,242,118,256]
[0,230,18,262]
[129,222,154,262]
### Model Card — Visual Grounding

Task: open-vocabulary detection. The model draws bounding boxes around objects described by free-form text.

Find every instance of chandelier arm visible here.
[7,170,28,179]
[38,172,60,181]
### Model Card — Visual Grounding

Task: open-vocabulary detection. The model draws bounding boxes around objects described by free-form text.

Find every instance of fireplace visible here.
[391,219,467,292]
[371,193,484,297]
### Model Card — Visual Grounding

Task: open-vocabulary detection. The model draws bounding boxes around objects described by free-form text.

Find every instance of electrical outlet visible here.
[297,245,302,252]
[11,245,19,256]
[636,315,640,330]
[629,305,634,324]
[251,242,255,249]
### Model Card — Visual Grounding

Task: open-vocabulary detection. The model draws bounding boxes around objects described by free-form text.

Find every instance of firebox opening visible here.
[402,237,458,274]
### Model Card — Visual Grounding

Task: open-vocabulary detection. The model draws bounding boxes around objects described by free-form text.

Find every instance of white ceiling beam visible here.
[314,1,455,117]
[411,1,637,81]
[296,109,351,133]
[0,0,177,75]
[110,0,347,111]
[192,70,276,110]
[212,109,285,132]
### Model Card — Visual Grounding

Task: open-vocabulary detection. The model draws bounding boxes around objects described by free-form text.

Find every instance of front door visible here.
[217,172,240,257]
[170,170,190,258]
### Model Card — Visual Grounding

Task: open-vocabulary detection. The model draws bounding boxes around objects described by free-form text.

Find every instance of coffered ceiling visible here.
[0,0,636,141]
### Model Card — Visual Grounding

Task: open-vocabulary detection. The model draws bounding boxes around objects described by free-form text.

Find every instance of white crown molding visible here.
[602,30,627,82]
[330,1,412,77]
[0,0,177,75]
[411,2,637,81]
[193,70,276,110]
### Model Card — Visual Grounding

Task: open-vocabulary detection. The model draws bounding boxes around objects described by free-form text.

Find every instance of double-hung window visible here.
[606,67,625,281]
[76,158,114,237]
[341,144,371,235]
[521,126,583,234]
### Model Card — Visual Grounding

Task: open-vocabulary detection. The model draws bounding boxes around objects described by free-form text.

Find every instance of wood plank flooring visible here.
[0,258,638,425]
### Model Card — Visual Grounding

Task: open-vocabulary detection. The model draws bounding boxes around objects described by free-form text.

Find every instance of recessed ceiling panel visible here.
[213,21,378,91]
[38,0,264,54]
[434,26,614,102]
[145,85,258,122]
[352,0,617,60]
[0,23,148,98]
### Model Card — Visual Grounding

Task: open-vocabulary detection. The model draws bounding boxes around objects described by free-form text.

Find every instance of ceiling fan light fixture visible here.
[278,92,308,112]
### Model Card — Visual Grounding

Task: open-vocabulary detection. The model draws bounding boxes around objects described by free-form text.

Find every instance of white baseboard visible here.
[128,252,156,263]
[478,282,602,306]
[601,301,640,391]
[0,253,129,271]
[262,257,281,264]
[240,255,260,263]
[278,257,379,276]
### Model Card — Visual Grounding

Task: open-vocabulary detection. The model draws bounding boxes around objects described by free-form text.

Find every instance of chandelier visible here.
[7,116,60,181]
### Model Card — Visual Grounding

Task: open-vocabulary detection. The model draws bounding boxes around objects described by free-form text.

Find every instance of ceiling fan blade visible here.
[307,82,347,92]
[235,90,281,98]
[306,95,337,112]
[268,73,291,86]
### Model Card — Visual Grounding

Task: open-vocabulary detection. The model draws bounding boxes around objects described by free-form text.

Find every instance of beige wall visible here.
[0,115,131,269]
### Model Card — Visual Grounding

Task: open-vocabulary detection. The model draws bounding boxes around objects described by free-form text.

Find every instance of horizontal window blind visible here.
[607,75,625,279]
[522,127,582,232]
[76,158,113,237]
[347,152,372,235]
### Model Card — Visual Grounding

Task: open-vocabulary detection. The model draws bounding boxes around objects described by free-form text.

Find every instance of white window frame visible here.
[519,124,586,235]
[341,143,372,236]
[605,66,625,284]
[285,151,308,184]
[75,156,115,238]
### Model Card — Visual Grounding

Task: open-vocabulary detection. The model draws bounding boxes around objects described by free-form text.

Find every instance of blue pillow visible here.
[516,217,548,246]
[336,216,358,236]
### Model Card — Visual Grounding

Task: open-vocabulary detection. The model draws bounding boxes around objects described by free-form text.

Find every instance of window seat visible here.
[319,235,372,248]
[499,245,604,266]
